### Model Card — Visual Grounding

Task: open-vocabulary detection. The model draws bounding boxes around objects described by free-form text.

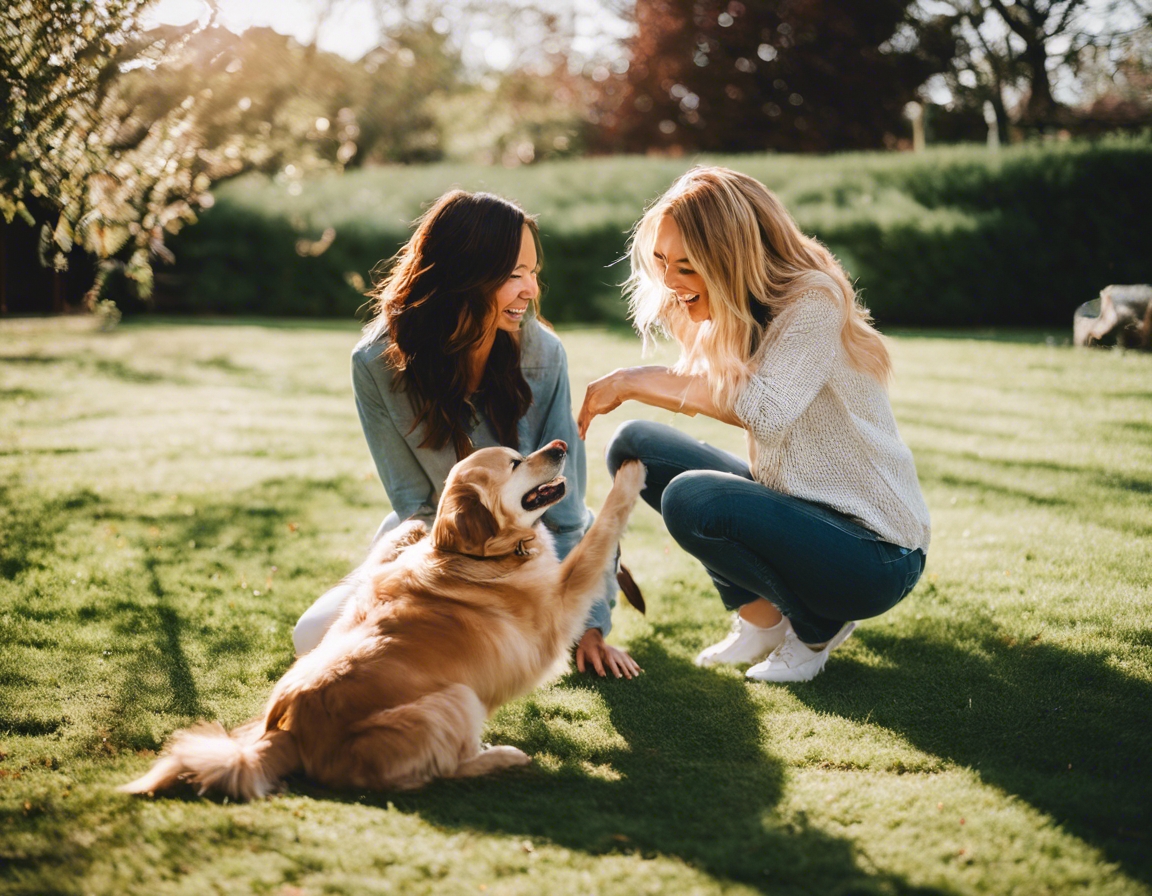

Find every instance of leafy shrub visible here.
[162,135,1152,326]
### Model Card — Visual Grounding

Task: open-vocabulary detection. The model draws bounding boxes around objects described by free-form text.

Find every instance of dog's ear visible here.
[433,485,499,556]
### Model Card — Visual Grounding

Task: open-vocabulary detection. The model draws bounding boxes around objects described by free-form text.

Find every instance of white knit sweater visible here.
[732,285,931,552]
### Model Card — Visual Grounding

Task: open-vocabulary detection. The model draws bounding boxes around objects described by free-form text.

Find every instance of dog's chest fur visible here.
[340,529,573,710]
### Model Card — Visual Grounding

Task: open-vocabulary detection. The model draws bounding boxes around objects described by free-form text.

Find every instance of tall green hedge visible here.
[162,135,1152,326]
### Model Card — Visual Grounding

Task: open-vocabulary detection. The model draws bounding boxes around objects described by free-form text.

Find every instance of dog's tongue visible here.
[522,478,566,510]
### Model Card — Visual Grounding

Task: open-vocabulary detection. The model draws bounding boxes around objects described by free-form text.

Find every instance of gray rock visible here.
[1073,285,1152,349]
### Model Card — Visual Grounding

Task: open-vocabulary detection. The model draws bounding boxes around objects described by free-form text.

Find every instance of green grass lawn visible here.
[1,317,1150,895]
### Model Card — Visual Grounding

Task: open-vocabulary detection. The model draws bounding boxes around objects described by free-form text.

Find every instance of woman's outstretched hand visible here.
[577,369,631,439]
[579,366,739,438]
[575,627,642,679]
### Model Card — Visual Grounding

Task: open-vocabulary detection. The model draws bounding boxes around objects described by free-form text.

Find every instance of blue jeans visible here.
[606,420,925,644]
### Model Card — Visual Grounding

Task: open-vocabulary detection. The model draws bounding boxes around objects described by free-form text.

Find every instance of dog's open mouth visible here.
[522,477,566,510]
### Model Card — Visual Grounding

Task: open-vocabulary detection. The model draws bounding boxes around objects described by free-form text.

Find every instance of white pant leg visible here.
[371,511,401,546]
[292,579,358,656]
[292,513,402,656]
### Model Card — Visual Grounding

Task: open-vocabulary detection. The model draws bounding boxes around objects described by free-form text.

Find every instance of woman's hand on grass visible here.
[575,628,642,679]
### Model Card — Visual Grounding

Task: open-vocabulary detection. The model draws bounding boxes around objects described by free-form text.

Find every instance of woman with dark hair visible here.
[293,190,640,679]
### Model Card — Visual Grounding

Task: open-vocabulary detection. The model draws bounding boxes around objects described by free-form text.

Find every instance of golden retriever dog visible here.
[120,440,645,799]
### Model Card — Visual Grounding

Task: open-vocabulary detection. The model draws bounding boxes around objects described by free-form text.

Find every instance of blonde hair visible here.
[626,166,891,411]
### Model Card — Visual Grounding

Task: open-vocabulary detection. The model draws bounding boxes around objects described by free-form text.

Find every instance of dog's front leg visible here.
[556,460,646,624]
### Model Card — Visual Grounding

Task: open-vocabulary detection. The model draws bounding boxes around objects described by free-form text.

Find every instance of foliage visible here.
[912,0,1028,143]
[1,318,1150,894]
[590,0,950,153]
[113,25,362,175]
[0,3,465,310]
[109,21,465,171]
[160,136,1152,327]
[350,25,459,165]
[0,0,207,298]
[1075,22,1152,131]
[911,0,1152,136]
[435,63,595,166]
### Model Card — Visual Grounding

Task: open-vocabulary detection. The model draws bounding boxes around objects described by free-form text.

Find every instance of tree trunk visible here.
[1021,38,1056,125]
[988,74,1011,143]
[0,221,7,316]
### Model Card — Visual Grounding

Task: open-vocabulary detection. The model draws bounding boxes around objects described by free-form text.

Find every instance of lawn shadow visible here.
[915,447,1152,539]
[120,316,362,332]
[885,328,1066,346]
[89,481,335,749]
[307,640,948,896]
[0,482,100,579]
[1,474,367,752]
[791,624,1152,885]
[99,555,207,748]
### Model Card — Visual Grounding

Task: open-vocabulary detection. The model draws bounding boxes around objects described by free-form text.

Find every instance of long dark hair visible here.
[362,190,542,459]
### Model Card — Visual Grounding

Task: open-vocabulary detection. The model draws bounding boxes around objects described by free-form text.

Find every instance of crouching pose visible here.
[121,445,646,798]
[578,166,931,683]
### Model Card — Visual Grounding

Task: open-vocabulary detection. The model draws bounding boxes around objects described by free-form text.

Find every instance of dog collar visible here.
[445,537,535,561]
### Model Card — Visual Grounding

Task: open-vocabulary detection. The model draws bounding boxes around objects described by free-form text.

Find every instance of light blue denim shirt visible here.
[350,317,616,635]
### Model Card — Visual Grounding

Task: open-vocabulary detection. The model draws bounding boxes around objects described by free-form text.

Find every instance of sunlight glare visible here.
[142,0,211,28]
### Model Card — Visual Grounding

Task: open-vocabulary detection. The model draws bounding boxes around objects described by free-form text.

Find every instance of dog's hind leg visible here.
[451,744,531,779]
[336,683,523,790]
[363,519,428,567]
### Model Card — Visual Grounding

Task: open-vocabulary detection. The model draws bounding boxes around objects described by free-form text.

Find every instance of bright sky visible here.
[142,0,629,67]
[144,0,407,61]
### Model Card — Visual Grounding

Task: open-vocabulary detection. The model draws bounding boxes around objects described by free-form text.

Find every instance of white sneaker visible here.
[745,622,856,683]
[694,615,790,667]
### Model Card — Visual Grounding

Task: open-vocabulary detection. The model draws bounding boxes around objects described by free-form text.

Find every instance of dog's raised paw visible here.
[613,459,647,497]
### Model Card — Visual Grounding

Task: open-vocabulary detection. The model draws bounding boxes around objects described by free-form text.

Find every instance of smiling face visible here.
[492,224,540,332]
[654,214,710,323]
[432,441,568,557]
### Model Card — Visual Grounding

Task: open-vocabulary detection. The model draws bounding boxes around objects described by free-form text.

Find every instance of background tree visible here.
[352,22,460,164]
[429,3,602,165]
[1076,18,1152,127]
[912,0,1151,133]
[118,22,459,170]
[0,0,209,301]
[0,1,463,311]
[592,0,951,153]
[913,1,1028,141]
[987,0,1083,122]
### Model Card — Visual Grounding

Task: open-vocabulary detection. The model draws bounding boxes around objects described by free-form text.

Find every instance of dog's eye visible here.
[511,458,522,469]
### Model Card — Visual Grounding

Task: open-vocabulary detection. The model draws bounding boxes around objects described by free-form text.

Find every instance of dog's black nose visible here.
[544,439,567,458]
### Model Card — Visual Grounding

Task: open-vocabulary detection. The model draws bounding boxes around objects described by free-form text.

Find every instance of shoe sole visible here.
[695,648,777,668]
[827,621,856,651]
[745,661,825,683]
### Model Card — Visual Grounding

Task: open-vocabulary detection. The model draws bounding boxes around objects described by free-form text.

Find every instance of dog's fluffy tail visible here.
[119,720,300,801]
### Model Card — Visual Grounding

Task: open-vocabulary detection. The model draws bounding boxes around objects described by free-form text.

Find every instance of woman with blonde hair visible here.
[578,167,930,682]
